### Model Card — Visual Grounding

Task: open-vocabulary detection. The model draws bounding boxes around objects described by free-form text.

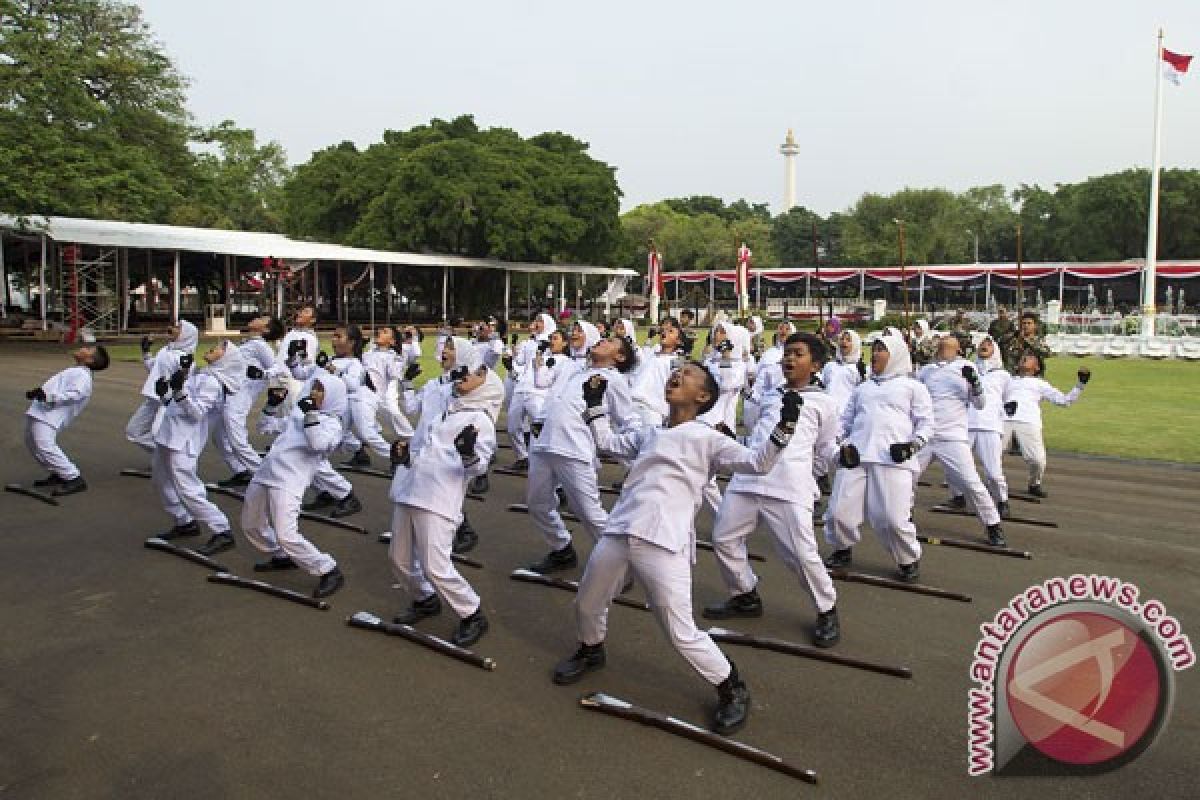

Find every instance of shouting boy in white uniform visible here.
[23,343,110,495]
[553,363,799,735]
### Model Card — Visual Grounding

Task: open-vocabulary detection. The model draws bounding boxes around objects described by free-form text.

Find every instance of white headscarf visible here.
[875,331,913,381]
[913,319,931,342]
[975,335,1004,374]
[572,321,600,358]
[170,320,198,352]
[536,313,557,342]
[616,318,636,341]
[207,340,247,394]
[836,330,863,364]
[447,336,481,372]
[715,322,751,361]
[449,368,506,423]
[305,372,348,419]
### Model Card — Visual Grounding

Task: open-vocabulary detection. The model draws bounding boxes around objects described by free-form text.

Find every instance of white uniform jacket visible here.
[389,408,496,524]
[275,328,319,371]
[251,399,346,499]
[728,386,839,504]
[586,415,787,555]
[154,372,224,457]
[630,349,676,420]
[532,365,639,462]
[820,360,862,416]
[140,320,198,399]
[26,365,93,430]
[916,358,985,442]
[969,368,1012,433]
[839,376,935,471]
[1004,377,1083,428]
[405,377,454,453]
[240,337,276,389]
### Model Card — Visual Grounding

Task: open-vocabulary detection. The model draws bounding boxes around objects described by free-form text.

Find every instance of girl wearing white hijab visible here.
[699,321,750,432]
[823,332,934,582]
[506,313,556,469]
[745,319,796,432]
[127,319,198,452]
[388,366,503,647]
[820,329,866,419]
[241,374,349,599]
[946,335,1013,516]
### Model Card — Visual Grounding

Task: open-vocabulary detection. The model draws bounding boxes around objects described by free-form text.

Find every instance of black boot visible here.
[824,548,853,569]
[313,566,344,599]
[197,532,236,556]
[713,660,751,735]
[253,555,297,572]
[813,607,840,648]
[897,560,921,583]
[1027,484,1048,499]
[451,608,489,647]
[510,458,529,472]
[302,490,336,511]
[218,470,253,488]
[452,514,478,554]
[816,474,831,495]
[948,494,966,510]
[555,486,568,508]
[394,593,442,625]
[552,642,606,685]
[469,474,490,494]
[528,543,578,574]
[986,524,1007,548]
[701,589,764,620]
[330,492,362,518]
[159,520,200,541]
[997,500,1011,519]
[33,473,63,488]
[343,447,370,467]
[52,476,87,496]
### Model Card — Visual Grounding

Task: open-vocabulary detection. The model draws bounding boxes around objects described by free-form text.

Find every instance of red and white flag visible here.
[736,243,752,299]
[647,248,663,297]
[1163,48,1192,85]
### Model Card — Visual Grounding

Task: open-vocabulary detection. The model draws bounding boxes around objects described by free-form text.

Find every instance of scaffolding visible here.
[60,244,120,336]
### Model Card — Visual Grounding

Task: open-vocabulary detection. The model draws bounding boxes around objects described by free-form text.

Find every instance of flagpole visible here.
[1143,28,1166,340]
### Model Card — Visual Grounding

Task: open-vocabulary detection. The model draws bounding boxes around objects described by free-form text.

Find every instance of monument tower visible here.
[779,128,800,211]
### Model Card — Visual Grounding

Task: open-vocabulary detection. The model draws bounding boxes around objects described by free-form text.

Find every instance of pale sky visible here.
[138,0,1200,216]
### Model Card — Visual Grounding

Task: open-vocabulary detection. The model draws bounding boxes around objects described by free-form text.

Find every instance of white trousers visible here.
[824,464,921,566]
[916,439,1000,526]
[347,393,392,458]
[712,492,836,613]
[389,504,480,619]
[953,431,1008,505]
[1002,421,1047,486]
[506,391,533,461]
[383,381,416,440]
[151,445,230,534]
[312,458,353,500]
[125,398,160,452]
[241,482,336,576]
[24,418,80,480]
[527,451,607,550]
[219,387,262,474]
[576,535,732,686]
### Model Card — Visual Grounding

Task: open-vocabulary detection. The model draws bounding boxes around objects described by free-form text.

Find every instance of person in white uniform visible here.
[704,333,842,647]
[630,317,689,428]
[152,340,245,556]
[823,331,935,582]
[915,336,1006,547]
[744,320,796,433]
[552,362,800,735]
[240,375,349,599]
[387,366,504,647]
[126,319,198,452]
[525,322,640,573]
[274,306,319,391]
[1002,352,1090,498]
[946,335,1013,517]
[821,329,866,418]
[215,316,284,487]
[23,343,110,495]
[505,313,556,470]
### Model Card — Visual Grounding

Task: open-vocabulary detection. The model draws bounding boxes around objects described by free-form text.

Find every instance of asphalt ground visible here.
[1,343,1197,799]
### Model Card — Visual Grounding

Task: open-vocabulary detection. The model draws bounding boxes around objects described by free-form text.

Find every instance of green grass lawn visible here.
[105,334,1200,464]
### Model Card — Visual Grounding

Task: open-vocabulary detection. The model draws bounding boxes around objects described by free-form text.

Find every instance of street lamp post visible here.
[894,218,909,326]
[967,229,979,263]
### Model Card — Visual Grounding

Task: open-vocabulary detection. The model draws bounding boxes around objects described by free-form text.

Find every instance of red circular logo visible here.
[1005,612,1162,766]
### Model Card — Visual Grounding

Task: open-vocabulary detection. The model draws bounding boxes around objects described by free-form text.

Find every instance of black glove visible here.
[647,327,659,339]
[779,391,803,432]
[287,339,306,360]
[454,424,478,457]
[140,335,152,355]
[297,395,317,414]
[168,368,187,392]
[155,376,170,398]
[530,421,543,438]
[179,353,193,371]
[510,333,520,346]
[717,339,734,354]
[315,350,330,368]
[1077,368,1091,385]
[246,365,264,380]
[502,355,514,372]
[962,364,979,386]
[266,387,288,407]
[839,444,861,469]
[537,340,550,353]
[715,422,737,440]
[545,357,556,368]
[889,442,917,463]
[404,362,421,382]
[1003,401,1018,417]
[389,439,411,468]
[582,375,608,408]
[26,387,47,402]
[856,360,867,380]
[449,365,468,382]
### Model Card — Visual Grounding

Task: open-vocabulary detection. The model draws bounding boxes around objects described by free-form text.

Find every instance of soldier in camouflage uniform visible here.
[999,311,1051,373]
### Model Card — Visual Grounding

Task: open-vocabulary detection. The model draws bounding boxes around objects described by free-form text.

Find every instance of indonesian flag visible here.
[736,243,752,298]
[1163,48,1192,85]
[647,248,663,297]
